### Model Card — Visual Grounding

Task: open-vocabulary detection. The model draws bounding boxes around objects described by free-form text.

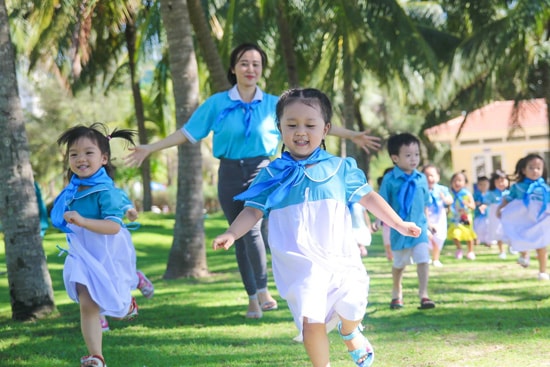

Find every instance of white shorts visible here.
[392,242,430,269]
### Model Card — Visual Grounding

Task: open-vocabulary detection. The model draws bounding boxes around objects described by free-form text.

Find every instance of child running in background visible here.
[448,171,477,260]
[473,176,490,247]
[351,202,372,257]
[497,154,550,280]
[213,88,421,367]
[379,133,435,310]
[372,167,394,261]
[423,164,453,267]
[51,123,140,367]
[485,170,511,259]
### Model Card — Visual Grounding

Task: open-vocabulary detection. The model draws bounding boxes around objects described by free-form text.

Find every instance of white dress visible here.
[351,202,372,247]
[500,181,550,251]
[244,155,371,340]
[427,184,450,249]
[61,185,138,318]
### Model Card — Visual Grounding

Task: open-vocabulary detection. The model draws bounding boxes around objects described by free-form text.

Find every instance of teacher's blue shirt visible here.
[182,86,280,159]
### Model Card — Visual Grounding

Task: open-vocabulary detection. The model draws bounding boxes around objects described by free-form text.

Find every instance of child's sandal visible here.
[122,297,138,321]
[337,322,374,367]
[80,354,106,367]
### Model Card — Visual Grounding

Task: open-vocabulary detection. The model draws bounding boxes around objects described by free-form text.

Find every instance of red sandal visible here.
[80,354,106,367]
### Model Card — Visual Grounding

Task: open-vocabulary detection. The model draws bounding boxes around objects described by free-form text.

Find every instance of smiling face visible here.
[523,157,544,181]
[494,176,508,191]
[423,166,440,189]
[477,180,490,193]
[68,137,108,178]
[232,50,263,90]
[451,173,467,191]
[391,143,420,174]
[279,101,330,160]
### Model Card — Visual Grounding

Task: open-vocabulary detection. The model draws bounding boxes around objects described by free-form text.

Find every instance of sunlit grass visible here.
[1,212,549,366]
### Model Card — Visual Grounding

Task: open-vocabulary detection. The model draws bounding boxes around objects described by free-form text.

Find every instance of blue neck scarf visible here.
[234,148,333,210]
[451,188,468,214]
[397,171,418,218]
[51,167,114,233]
[429,190,440,214]
[523,178,548,218]
[214,99,261,138]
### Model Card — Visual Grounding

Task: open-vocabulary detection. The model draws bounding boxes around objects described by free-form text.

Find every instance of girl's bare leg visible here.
[303,318,330,367]
[76,284,102,357]
[536,248,548,274]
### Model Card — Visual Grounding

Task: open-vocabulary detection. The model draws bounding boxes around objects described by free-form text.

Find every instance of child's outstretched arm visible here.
[213,207,264,250]
[359,191,421,238]
[63,211,121,234]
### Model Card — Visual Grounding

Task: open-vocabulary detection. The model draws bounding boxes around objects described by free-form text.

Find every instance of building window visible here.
[473,153,503,180]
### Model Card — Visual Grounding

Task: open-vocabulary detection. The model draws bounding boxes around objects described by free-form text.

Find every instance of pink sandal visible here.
[80,354,106,367]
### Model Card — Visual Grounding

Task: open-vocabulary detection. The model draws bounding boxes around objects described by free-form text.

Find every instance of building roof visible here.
[425,99,547,140]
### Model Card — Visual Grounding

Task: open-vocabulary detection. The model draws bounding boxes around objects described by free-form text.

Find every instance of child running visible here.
[448,171,477,260]
[351,202,372,257]
[423,164,453,267]
[485,170,511,259]
[497,154,550,280]
[473,176,490,247]
[51,123,140,367]
[213,88,421,367]
[379,133,435,310]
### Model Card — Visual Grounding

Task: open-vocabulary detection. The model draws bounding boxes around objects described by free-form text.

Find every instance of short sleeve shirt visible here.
[181,86,280,159]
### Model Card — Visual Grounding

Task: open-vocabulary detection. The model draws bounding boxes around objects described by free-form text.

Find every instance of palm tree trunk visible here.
[159,0,208,278]
[276,1,299,87]
[125,17,153,211]
[0,0,55,320]
[186,0,229,91]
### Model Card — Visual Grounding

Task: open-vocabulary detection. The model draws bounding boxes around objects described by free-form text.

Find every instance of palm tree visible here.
[16,0,157,210]
[0,0,55,321]
[159,0,208,278]
[422,0,550,132]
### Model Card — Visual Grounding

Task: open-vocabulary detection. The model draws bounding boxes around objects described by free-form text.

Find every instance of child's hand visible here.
[63,211,85,227]
[371,221,379,232]
[479,204,487,215]
[396,221,421,238]
[126,208,139,222]
[212,232,237,251]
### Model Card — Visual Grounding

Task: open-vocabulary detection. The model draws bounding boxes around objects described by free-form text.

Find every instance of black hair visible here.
[477,176,490,183]
[57,122,136,181]
[489,170,509,191]
[513,153,547,182]
[227,43,268,86]
[276,88,332,154]
[387,133,421,157]
[450,170,469,184]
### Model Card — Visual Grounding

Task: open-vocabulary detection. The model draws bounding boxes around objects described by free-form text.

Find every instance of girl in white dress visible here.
[51,123,139,367]
[423,164,453,266]
[213,88,421,367]
[485,170,510,259]
[497,154,550,280]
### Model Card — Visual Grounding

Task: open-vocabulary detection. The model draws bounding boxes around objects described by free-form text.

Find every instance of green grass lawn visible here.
[1,212,549,367]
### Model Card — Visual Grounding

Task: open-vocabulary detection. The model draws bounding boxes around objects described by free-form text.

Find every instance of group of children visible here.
[428,155,549,281]
[53,89,548,367]
[351,152,550,282]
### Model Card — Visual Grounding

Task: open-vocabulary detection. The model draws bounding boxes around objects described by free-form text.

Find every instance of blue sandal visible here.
[337,322,374,367]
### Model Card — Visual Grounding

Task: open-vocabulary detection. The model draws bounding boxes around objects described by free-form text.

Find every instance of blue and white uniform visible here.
[53,171,137,318]
[427,183,451,249]
[500,179,550,251]
[240,150,371,339]
[485,188,510,244]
